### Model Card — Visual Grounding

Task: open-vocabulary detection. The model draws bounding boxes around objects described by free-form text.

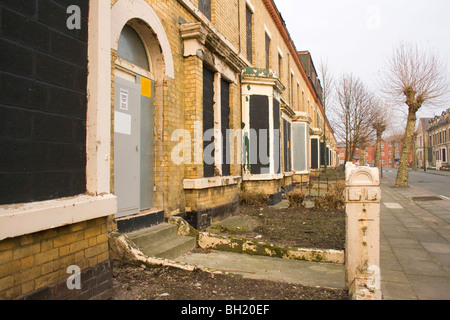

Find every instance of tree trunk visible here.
[395,108,418,186]
[374,131,382,168]
[412,137,417,171]
[361,147,366,166]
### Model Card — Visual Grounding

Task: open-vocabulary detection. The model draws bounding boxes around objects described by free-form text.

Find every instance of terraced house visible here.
[427,109,450,170]
[0,0,336,300]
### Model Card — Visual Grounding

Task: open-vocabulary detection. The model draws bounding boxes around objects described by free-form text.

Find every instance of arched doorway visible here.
[114,23,155,218]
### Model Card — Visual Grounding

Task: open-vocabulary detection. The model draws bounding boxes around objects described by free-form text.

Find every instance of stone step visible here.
[127,223,178,248]
[141,236,197,260]
[126,223,196,260]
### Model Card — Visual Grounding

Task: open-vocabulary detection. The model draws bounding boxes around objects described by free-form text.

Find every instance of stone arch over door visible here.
[111,0,174,79]
[111,0,175,216]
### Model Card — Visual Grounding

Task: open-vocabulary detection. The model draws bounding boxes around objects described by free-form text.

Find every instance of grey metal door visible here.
[114,76,140,218]
[139,77,155,211]
[114,76,155,218]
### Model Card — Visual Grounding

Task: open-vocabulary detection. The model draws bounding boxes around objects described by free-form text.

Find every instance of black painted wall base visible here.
[21,260,113,300]
[267,191,282,206]
[116,210,165,234]
[183,201,239,230]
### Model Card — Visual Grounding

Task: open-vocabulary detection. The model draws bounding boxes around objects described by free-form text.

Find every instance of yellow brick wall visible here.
[243,179,282,197]
[250,0,319,118]
[0,217,111,300]
[183,55,204,180]
[185,184,239,212]
[109,0,328,218]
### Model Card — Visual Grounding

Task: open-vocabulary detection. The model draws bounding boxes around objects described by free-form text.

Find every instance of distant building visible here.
[415,118,433,169]
[426,109,450,170]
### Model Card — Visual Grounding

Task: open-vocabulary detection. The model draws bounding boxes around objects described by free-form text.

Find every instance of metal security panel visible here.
[293,123,307,172]
[139,77,155,211]
[114,76,141,218]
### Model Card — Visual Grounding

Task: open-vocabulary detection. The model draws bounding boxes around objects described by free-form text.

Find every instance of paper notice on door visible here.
[114,111,131,135]
[120,88,129,111]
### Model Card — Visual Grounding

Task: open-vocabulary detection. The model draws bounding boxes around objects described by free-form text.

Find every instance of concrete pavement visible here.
[174,170,450,300]
[179,251,345,290]
[380,175,450,300]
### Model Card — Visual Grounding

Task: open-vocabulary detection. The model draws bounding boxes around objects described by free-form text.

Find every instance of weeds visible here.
[287,191,306,208]
[313,180,346,210]
[239,190,269,207]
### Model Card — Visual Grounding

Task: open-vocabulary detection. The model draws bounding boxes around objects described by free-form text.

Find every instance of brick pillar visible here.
[345,164,382,300]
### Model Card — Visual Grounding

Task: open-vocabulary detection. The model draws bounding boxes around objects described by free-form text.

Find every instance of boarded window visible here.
[320,141,325,166]
[203,67,215,178]
[265,33,271,70]
[246,6,253,63]
[290,73,294,106]
[273,99,281,174]
[0,0,89,205]
[199,0,211,20]
[250,95,269,175]
[326,147,330,166]
[283,119,292,172]
[278,53,283,79]
[221,79,231,176]
[311,139,319,169]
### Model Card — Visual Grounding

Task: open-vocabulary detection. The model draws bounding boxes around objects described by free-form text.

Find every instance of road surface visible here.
[382,168,450,200]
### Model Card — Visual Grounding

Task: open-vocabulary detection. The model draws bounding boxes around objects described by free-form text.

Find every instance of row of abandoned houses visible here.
[0,0,337,299]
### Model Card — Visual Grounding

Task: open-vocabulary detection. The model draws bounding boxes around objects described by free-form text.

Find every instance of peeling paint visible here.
[198,232,345,264]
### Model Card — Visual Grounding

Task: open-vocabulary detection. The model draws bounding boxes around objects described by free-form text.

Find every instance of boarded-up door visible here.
[114,77,140,218]
[139,77,155,211]
[250,95,270,175]
[114,76,154,218]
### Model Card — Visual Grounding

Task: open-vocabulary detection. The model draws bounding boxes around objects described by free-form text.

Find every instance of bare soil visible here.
[211,204,346,251]
[112,204,347,300]
[112,262,348,300]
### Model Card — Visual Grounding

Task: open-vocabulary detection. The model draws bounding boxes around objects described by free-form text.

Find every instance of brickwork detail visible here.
[0,217,111,300]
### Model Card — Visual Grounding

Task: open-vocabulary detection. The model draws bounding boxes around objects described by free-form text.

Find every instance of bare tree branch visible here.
[331,73,376,162]
[380,42,450,186]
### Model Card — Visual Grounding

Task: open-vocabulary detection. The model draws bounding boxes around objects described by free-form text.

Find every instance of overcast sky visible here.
[274,0,450,123]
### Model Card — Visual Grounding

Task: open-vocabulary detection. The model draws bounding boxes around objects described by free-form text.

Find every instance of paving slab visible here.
[406,275,450,300]
[380,176,450,300]
[381,281,418,300]
[178,251,345,290]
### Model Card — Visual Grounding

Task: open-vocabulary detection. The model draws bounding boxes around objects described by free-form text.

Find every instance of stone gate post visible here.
[345,164,382,300]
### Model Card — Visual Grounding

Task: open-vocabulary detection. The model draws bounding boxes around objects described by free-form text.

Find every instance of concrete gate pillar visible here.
[345,164,382,300]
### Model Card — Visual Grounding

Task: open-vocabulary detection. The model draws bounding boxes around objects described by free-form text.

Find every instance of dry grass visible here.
[287,190,306,208]
[239,190,269,207]
[313,180,346,211]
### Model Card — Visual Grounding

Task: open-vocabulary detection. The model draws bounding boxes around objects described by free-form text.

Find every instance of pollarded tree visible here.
[382,42,449,186]
[371,100,392,169]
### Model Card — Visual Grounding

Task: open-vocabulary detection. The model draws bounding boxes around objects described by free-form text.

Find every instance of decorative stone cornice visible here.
[180,22,207,43]
[180,22,247,73]
[310,127,323,137]
[241,67,286,93]
[292,111,312,124]
[280,101,296,119]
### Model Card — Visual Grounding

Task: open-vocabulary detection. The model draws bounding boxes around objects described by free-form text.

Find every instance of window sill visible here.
[183,176,242,190]
[243,173,284,181]
[0,194,117,241]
